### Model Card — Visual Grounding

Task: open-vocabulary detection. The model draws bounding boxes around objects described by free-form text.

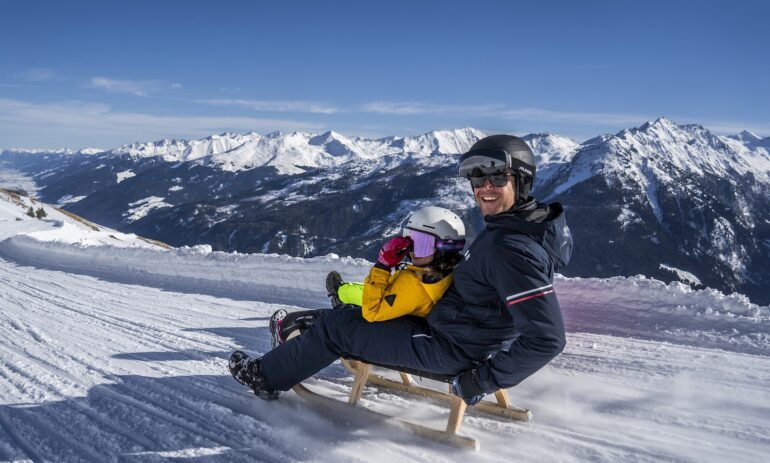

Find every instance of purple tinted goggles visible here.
[406,229,465,258]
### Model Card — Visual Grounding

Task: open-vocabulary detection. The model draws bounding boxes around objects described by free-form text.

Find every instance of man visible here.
[229,134,572,405]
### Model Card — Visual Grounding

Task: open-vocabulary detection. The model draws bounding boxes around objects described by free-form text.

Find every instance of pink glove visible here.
[377,236,413,268]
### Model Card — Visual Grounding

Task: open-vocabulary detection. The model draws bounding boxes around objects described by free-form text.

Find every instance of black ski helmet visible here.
[458,135,536,202]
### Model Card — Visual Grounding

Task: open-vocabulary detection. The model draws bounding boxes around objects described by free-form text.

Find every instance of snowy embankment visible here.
[0,235,371,308]
[2,231,766,356]
[1,190,769,462]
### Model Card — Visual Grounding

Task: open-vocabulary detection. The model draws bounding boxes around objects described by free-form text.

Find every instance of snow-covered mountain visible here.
[0,189,769,462]
[108,127,486,174]
[537,117,770,305]
[1,120,768,304]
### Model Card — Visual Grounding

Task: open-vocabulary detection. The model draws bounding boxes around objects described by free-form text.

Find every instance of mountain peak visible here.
[639,117,678,133]
[76,148,105,155]
[309,130,346,144]
[738,130,762,142]
[522,133,580,167]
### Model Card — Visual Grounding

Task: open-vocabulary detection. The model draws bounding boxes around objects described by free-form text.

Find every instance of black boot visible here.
[228,351,280,400]
[325,271,344,309]
[269,309,288,348]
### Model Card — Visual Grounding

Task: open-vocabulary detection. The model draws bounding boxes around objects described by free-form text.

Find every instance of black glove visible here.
[451,368,485,406]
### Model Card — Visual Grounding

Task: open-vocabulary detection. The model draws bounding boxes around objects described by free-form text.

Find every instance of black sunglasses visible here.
[469,172,512,188]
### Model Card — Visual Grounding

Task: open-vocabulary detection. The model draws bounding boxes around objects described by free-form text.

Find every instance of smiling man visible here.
[430,134,573,404]
[228,134,573,407]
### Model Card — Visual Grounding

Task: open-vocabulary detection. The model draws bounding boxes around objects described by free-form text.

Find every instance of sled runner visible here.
[291,357,532,450]
[292,382,480,450]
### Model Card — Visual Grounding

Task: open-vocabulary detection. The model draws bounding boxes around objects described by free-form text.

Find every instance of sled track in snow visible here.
[2,255,770,462]
[0,263,310,461]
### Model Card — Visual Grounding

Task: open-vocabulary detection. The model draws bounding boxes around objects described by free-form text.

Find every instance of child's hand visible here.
[376,236,413,268]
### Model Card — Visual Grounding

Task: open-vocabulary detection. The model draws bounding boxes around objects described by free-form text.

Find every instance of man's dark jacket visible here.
[426,199,573,393]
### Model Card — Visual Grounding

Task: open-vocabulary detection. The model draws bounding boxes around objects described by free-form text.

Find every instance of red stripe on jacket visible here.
[506,289,555,306]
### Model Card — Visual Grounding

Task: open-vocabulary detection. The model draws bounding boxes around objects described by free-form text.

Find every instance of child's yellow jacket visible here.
[361,265,453,322]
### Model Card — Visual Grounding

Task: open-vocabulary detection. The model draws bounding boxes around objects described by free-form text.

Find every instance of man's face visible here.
[472,174,516,216]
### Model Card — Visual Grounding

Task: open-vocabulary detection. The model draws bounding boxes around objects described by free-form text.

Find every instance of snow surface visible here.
[659,264,703,286]
[116,170,136,183]
[0,165,41,197]
[124,196,173,223]
[1,191,769,462]
[56,195,88,206]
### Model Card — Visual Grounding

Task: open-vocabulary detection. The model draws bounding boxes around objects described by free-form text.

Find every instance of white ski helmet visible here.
[402,206,465,241]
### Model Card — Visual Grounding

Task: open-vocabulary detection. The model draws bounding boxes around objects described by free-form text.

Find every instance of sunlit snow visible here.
[1,190,768,462]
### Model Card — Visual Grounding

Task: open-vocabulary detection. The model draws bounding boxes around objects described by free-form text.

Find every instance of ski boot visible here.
[269,309,288,348]
[228,351,280,400]
[325,271,344,309]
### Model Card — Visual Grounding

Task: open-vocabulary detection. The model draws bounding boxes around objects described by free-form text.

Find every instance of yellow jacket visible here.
[361,265,453,322]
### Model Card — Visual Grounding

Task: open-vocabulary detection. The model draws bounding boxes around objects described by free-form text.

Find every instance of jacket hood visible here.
[484,199,573,271]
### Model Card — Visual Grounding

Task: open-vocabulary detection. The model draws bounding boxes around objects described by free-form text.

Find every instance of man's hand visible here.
[451,369,485,406]
[376,236,412,268]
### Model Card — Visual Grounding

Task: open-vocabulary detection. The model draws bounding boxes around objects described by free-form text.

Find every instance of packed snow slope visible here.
[1,190,769,462]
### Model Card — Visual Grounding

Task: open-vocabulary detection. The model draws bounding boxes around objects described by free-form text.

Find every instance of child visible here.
[269,206,466,347]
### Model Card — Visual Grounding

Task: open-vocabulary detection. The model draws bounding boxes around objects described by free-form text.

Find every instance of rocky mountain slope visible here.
[2,120,768,304]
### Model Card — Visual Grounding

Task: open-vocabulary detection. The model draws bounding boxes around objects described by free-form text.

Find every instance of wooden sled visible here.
[283,332,531,449]
[296,358,531,449]
[341,359,533,422]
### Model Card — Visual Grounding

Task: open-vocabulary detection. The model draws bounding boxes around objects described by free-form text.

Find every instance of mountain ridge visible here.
[2,118,768,304]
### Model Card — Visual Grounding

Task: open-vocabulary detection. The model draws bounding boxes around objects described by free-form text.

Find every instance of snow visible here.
[97,128,485,175]
[124,196,173,223]
[57,195,87,206]
[0,165,40,197]
[543,117,770,202]
[617,207,641,229]
[77,148,105,155]
[1,191,769,462]
[116,170,135,183]
[659,264,703,286]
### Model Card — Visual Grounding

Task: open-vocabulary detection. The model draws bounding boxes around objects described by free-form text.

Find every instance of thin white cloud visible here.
[89,77,182,96]
[498,107,653,127]
[362,101,503,116]
[13,68,56,82]
[362,101,653,128]
[201,98,340,114]
[0,98,326,149]
[695,119,770,137]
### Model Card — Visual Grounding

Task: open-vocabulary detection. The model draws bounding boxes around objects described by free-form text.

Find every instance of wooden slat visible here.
[446,396,467,434]
[494,389,512,408]
[348,363,371,405]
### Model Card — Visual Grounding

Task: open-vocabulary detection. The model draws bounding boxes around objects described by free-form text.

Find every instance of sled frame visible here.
[331,358,532,448]
[342,359,532,422]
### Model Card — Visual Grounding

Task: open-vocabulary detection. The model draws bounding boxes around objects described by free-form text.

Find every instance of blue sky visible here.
[1,0,768,149]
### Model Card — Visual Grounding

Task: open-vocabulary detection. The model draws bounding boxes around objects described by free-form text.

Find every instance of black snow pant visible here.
[279,308,327,339]
[260,306,478,391]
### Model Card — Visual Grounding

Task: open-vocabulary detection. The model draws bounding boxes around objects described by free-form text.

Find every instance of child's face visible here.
[410,253,434,267]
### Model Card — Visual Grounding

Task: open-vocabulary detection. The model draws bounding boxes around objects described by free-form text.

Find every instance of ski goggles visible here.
[458,149,510,178]
[405,229,466,258]
[459,148,534,180]
[468,172,512,189]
